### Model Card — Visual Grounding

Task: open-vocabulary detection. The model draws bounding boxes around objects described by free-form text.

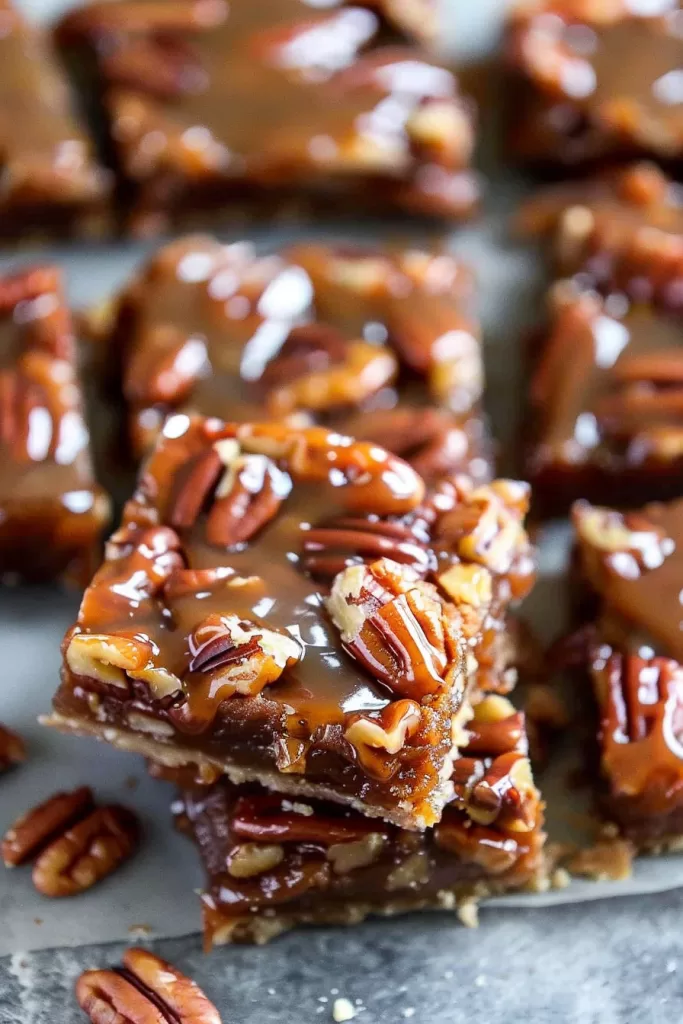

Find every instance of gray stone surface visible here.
[2,891,681,1023]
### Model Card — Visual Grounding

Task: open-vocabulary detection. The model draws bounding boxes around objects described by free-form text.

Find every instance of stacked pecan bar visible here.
[0,266,109,584]
[569,498,683,852]
[0,0,110,240]
[57,0,478,234]
[47,414,543,936]
[98,237,492,484]
[520,163,683,516]
[506,0,683,170]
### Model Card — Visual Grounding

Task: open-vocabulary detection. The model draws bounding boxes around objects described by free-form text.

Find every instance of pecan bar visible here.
[506,1,683,169]
[57,0,478,235]
[526,278,683,517]
[518,163,683,305]
[569,499,683,851]
[172,694,545,945]
[47,415,536,830]
[0,0,110,240]
[0,267,109,584]
[104,236,492,481]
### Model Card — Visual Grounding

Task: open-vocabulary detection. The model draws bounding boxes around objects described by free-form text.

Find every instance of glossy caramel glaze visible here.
[112,237,490,483]
[507,2,683,167]
[54,416,536,828]
[0,266,109,583]
[174,697,544,944]
[527,280,683,515]
[57,0,478,231]
[0,0,110,238]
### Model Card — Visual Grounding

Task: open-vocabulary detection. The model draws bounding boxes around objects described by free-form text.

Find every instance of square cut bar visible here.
[104,236,491,481]
[569,499,683,851]
[172,694,545,945]
[517,163,683,306]
[525,278,683,517]
[0,267,110,585]
[56,0,479,235]
[506,1,683,170]
[0,0,110,241]
[47,415,536,830]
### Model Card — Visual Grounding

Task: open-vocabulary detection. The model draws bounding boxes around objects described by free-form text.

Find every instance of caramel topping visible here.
[592,646,683,806]
[114,238,483,475]
[530,282,683,476]
[58,0,475,224]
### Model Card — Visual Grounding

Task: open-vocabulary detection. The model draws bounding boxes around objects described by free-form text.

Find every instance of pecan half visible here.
[33,805,139,897]
[301,516,430,581]
[76,947,222,1024]
[326,557,465,700]
[206,444,291,547]
[2,787,94,867]
[0,723,25,772]
[230,793,387,845]
[573,501,675,580]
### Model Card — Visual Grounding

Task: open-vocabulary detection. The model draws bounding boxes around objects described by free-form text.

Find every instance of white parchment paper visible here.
[3,0,683,957]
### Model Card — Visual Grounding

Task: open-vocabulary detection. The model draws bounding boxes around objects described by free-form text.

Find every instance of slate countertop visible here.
[2,890,680,1023]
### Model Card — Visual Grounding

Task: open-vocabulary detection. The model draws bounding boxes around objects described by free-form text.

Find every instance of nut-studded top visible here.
[57,416,535,829]
[507,0,683,166]
[108,237,488,481]
[57,0,478,231]
[0,266,105,510]
[518,163,683,307]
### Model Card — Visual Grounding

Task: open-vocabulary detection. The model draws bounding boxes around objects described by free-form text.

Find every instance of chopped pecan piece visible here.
[76,947,222,1024]
[452,750,539,833]
[573,501,675,580]
[32,805,139,897]
[2,787,94,867]
[326,557,465,700]
[205,444,292,547]
[0,723,25,772]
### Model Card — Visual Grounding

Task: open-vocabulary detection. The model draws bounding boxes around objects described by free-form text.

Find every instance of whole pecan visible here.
[2,786,94,867]
[326,557,465,701]
[0,723,25,773]
[33,805,139,897]
[301,515,431,581]
[76,947,222,1024]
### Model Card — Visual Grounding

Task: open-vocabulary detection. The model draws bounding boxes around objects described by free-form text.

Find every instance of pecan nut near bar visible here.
[46,416,536,831]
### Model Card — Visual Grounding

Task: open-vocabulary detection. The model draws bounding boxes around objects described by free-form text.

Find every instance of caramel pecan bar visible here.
[506,1,683,169]
[57,0,478,235]
[172,694,545,945]
[102,237,491,480]
[568,499,683,850]
[0,0,110,240]
[0,266,109,584]
[46,415,536,830]
[518,163,683,305]
[525,278,683,517]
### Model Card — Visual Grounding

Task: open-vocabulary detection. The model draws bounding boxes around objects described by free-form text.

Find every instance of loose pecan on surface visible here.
[2,786,140,896]
[0,723,25,772]
[326,557,465,701]
[76,947,222,1024]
